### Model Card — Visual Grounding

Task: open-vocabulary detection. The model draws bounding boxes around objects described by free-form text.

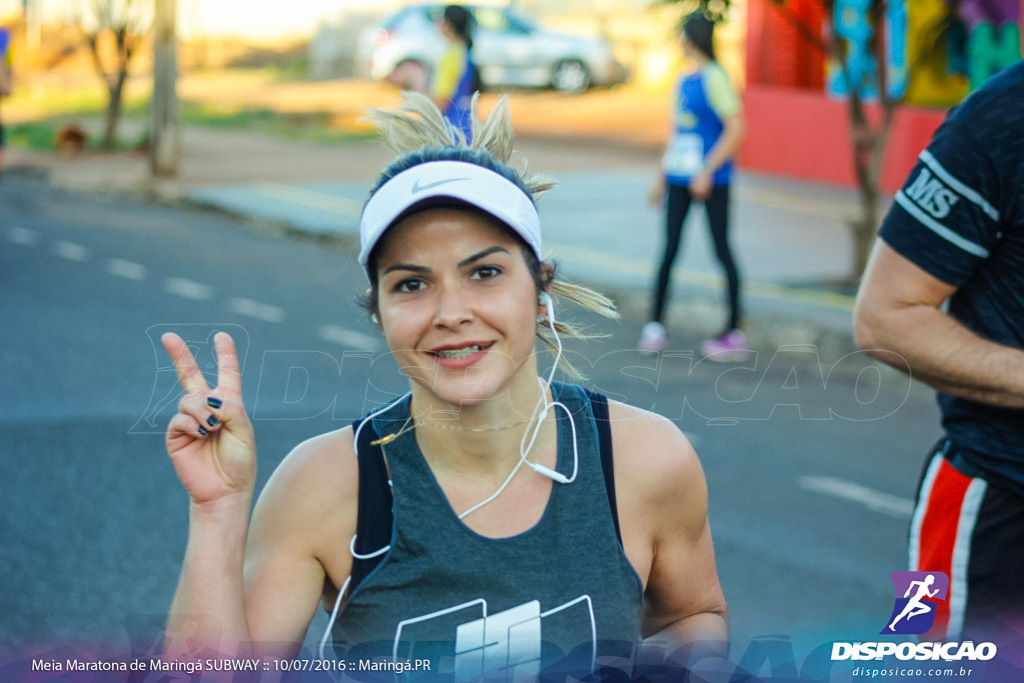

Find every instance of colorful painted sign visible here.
[827,0,1020,105]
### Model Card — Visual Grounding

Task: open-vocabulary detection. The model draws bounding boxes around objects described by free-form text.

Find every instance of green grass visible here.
[7,121,59,150]
[180,101,378,143]
[7,118,148,153]
[8,98,377,152]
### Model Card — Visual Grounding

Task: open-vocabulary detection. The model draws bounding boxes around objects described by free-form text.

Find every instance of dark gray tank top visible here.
[332,382,644,680]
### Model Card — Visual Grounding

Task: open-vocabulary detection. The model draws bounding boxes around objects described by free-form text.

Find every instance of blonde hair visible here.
[367,92,619,380]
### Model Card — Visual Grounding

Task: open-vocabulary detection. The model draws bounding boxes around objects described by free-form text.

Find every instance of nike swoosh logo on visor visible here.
[411,177,470,193]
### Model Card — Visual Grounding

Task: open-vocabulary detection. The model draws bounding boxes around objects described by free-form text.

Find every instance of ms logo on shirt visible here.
[904,167,960,219]
[881,571,949,635]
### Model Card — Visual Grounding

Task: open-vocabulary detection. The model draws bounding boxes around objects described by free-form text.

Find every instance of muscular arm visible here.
[243,431,357,655]
[854,239,1024,407]
[611,404,728,655]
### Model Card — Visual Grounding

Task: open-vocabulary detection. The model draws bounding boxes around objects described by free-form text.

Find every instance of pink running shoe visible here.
[701,330,751,362]
[638,321,668,353]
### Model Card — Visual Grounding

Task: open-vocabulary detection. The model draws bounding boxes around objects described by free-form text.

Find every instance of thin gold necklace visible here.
[415,416,531,433]
[370,414,531,445]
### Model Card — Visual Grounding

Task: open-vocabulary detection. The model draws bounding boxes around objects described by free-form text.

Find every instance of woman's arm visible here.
[161,333,356,658]
[611,404,728,653]
[691,64,744,200]
[243,430,358,656]
[162,332,257,657]
[166,495,253,658]
[690,112,744,200]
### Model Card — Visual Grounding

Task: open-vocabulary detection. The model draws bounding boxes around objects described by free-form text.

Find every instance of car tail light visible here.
[370,28,393,46]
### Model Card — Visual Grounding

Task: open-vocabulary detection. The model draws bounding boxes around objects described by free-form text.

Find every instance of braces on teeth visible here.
[435,345,483,359]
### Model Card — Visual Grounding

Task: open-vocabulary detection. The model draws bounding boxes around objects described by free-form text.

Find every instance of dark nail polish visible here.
[198,426,209,436]
[207,397,223,409]
[207,415,218,427]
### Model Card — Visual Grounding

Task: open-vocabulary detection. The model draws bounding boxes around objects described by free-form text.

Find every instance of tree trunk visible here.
[102,74,126,149]
[78,2,145,152]
[851,176,878,277]
[845,87,896,280]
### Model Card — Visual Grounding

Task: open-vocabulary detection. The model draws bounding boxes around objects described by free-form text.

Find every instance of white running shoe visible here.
[638,321,668,353]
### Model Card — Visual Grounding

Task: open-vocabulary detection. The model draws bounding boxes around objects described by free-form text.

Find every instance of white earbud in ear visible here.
[529,462,570,484]
[539,291,555,323]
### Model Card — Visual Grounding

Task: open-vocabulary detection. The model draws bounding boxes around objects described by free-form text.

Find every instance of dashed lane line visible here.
[319,324,380,350]
[11,229,423,352]
[107,258,147,281]
[227,297,286,324]
[7,226,41,246]
[164,277,214,301]
[52,240,90,262]
[799,475,914,518]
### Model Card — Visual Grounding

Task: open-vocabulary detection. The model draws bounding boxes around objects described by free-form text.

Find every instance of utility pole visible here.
[23,0,41,51]
[150,0,179,178]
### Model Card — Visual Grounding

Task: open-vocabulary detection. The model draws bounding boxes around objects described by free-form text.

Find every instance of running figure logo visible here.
[881,571,949,635]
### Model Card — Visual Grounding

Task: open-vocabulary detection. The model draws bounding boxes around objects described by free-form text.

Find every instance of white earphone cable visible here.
[318,296,580,662]
[459,292,577,518]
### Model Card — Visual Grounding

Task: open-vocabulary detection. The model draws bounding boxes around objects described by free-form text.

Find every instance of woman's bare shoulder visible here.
[273,427,358,491]
[251,426,361,543]
[605,400,704,502]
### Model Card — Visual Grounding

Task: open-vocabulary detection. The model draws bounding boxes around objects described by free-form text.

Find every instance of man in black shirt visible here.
[855,60,1024,641]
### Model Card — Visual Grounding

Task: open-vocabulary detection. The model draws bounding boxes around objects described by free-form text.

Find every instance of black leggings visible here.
[651,183,741,332]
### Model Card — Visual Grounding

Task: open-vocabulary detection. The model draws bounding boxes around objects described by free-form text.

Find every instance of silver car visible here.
[356,4,626,94]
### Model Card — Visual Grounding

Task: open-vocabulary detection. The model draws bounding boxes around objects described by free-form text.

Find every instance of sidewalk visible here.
[6,100,872,359]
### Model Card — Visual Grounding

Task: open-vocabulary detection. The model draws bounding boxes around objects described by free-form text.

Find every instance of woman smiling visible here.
[161,93,727,679]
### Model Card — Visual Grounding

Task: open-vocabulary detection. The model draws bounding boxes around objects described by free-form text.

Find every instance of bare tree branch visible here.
[73,0,152,149]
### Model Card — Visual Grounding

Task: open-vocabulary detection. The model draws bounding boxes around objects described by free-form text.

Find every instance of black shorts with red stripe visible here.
[910,438,1024,641]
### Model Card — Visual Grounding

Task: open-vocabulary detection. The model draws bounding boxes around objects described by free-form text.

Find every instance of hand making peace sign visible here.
[162,331,256,507]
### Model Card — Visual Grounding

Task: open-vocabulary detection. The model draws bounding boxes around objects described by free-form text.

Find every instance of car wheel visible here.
[551,59,590,94]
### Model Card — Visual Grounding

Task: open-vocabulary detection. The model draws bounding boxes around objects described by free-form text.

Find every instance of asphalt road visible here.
[0,177,943,673]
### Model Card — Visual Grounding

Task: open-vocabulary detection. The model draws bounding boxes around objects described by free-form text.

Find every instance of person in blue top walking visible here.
[429,5,479,142]
[640,12,747,359]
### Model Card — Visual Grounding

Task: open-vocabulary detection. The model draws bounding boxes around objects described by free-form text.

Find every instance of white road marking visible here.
[319,324,380,350]
[107,258,147,280]
[165,277,213,301]
[227,297,285,323]
[799,475,914,518]
[8,227,40,246]
[52,241,90,261]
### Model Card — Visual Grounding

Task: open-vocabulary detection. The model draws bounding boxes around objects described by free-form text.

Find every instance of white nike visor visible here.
[358,160,542,277]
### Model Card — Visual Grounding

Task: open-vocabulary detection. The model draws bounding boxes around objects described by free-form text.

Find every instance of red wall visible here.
[738,84,949,193]
[746,0,826,90]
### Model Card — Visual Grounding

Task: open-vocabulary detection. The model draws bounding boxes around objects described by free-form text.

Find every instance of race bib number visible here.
[662,133,704,177]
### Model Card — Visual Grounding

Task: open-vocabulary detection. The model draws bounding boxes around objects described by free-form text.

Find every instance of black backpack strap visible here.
[349,418,393,592]
[589,391,622,546]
